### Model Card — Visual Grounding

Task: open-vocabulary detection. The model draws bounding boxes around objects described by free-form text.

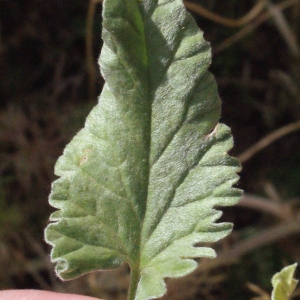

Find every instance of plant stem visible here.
[127,265,140,300]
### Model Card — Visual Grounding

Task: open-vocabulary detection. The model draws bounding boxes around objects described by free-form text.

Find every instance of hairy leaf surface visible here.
[271,263,298,300]
[45,0,242,299]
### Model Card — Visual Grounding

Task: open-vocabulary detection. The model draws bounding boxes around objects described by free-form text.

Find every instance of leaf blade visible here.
[45,0,242,299]
[271,263,299,300]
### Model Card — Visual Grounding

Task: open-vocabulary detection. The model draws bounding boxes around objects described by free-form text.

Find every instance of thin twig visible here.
[219,221,300,260]
[217,77,268,91]
[266,0,300,58]
[184,0,266,28]
[214,0,300,54]
[199,220,300,271]
[238,120,300,163]
[246,282,271,300]
[86,0,102,102]
[247,283,271,300]
[269,69,299,98]
[238,194,284,219]
[263,182,282,202]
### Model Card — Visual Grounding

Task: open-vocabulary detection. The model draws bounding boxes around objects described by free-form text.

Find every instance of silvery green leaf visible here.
[45,0,242,299]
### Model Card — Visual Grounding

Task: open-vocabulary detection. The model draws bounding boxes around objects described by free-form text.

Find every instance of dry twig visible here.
[246,282,271,300]
[238,120,300,163]
[184,0,266,28]
[214,0,300,53]
[86,0,102,102]
[266,0,300,57]
[199,220,300,272]
[238,194,285,219]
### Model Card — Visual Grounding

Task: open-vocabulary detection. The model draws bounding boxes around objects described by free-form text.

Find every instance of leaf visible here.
[271,263,298,300]
[44,0,242,299]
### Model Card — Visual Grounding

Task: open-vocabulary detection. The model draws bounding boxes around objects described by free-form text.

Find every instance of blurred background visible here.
[0,0,300,299]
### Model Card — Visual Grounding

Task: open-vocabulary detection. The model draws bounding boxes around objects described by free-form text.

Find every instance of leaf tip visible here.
[271,263,299,300]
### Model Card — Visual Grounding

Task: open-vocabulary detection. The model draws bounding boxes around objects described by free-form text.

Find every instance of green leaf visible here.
[44,0,242,299]
[271,263,298,300]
